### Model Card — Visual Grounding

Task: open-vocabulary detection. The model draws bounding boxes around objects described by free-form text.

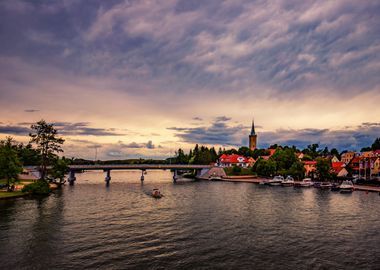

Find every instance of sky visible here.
[0,0,379,160]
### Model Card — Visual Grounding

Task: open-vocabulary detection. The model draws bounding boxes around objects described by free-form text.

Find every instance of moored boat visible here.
[281,176,294,187]
[294,178,314,187]
[268,175,284,186]
[339,180,354,193]
[320,182,333,189]
[331,183,340,191]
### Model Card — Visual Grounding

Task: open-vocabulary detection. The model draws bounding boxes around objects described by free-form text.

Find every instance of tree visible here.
[50,157,69,184]
[254,159,276,177]
[271,148,297,174]
[371,138,380,150]
[288,161,305,180]
[29,120,65,180]
[0,137,23,191]
[316,158,332,181]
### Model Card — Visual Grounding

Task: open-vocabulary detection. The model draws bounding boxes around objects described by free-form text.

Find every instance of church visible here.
[249,119,257,150]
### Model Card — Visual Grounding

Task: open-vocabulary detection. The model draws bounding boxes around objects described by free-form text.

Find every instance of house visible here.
[331,155,340,163]
[341,151,355,164]
[296,152,304,160]
[331,162,348,177]
[247,157,256,167]
[348,156,380,178]
[303,161,317,176]
[219,154,250,168]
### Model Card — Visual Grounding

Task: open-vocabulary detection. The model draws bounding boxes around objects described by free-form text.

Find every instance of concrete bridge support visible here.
[68,170,76,185]
[105,170,111,185]
[173,169,178,183]
[140,170,145,182]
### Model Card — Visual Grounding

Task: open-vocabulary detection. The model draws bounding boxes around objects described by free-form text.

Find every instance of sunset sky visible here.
[0,0,379,160]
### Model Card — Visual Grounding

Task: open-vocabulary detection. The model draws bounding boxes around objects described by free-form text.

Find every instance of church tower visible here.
[249,118,257,150]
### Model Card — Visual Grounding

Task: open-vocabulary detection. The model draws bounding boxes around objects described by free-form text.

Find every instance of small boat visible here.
[151,188,163,198]
[269,175,284,186]
[259,179,268,185]
[281,176,294,187]
[319,182,333,189]
[339,180,354,193]
[294,178,314,187]
[209,176,222,181]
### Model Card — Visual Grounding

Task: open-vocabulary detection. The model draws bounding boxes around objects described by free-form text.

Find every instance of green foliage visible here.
[371,138,380,150]
[288,161,306,180]
[316,158,332,181]
[22,180,51,195]
[232,165,242,174]
[237,147,255,157]
[330,148,340,160]
[0,137,23,190]
[302,144,320,159]
[29,120,65,180]
[16,143,41,166]
[224,166,255,176]
[254,159,276,177]
[49,158,69,183]
[271,148,297,173]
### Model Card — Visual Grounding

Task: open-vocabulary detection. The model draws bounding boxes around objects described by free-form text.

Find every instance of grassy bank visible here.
[0,191,27,199]
[224,167,256,176]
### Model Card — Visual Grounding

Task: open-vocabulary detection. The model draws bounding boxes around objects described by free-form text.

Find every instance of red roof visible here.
[303,161,317,165]
[219,154,248,164]
[331,162,345,174]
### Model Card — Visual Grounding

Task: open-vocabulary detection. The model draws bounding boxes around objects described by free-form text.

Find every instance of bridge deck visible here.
[68,164,212,171]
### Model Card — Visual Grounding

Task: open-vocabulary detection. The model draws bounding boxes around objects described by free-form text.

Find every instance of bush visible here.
[22,180,51,195]
[232,165,242,174]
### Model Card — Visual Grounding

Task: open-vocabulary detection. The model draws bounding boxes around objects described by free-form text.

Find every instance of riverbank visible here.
[215,177,380,193]
[0,191,27,200]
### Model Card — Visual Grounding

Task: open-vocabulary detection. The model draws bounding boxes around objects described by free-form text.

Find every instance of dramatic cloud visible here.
[0,125,30,135]
[0,0,379,159]
[168,117,247,146]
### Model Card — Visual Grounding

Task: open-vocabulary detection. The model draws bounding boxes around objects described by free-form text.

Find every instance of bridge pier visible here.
[173,169,178,183]
[68,170,76,185]
[105,170,111,185]
[140,170,145,182]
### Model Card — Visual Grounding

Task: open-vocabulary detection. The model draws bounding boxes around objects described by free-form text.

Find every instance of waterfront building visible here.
[341,151,355,164]
[331,155,340,162]
[331,162,348,177]
[219,154,250,168]
[249,119,257,150]
[303,161,317,176]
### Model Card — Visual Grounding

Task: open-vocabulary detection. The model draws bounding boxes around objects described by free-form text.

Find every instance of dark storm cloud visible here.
[168,118,246,145]
[258,126,380,151]
[0,122,125,136]
[0,125,30,135]
[192,117,203,121]
[52,122,126,136]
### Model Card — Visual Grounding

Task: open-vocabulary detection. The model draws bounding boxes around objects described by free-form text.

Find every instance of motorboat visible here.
[319,182,333,189]
[281,176,294,187]
[259,179,269,185]
[151,188,163,198]
[209,176,222,181]
[268,175,284,186]
[294,178,314,187]
[339,180,354,193]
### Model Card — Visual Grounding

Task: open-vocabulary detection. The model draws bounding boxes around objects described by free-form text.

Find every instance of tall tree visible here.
[29,120,65,180]
[316,158,332,181]
[0,137,23,191]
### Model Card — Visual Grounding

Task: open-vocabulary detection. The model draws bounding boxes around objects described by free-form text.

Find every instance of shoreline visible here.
[200,176,380,193]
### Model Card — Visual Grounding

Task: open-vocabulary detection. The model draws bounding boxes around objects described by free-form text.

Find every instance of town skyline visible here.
[0,0,379,159]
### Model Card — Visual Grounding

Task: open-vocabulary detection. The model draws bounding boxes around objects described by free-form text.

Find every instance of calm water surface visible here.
[1,170,379,269]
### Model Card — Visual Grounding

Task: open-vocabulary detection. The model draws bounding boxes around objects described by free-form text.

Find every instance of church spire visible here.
[250,118,256,135]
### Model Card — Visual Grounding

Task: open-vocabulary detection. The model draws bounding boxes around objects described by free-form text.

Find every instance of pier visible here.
[67,164,212,185]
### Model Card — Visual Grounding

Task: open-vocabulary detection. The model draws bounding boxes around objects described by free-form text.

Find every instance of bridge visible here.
[67,164,213,185]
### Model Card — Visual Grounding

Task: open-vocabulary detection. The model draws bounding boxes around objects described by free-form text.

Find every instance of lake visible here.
[1,170,379,269]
